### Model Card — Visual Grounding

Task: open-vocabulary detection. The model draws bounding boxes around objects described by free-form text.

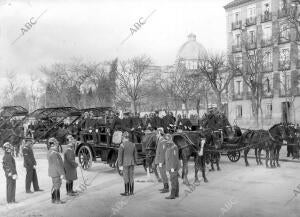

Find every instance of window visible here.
[248,30,256,44]
[279,47,290,66]
[263,26,272,39]
[263,73,273,94]
[280,71,291,94]
[234,12,240,23]
[248,6,256,19]
[234,77,243,95]
[280,0,287,10]
[280,23,290,40]
[236,105,243,118]
[263,2,271,14]
[263,49,272,69]
[235,34,241,46]
[234,54,242,69]
[265,103,272,118]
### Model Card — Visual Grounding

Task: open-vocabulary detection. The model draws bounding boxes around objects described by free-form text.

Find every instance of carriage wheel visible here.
[78,145,93,170]
[227,151,240,162]
[116,160,123,176]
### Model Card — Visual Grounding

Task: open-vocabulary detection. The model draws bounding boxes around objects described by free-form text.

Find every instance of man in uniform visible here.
[80,112,89,142]
[118,131,138,196]
[162,111,175,133]
[64,135,78,196]
[155,128,169,193]
[121,112,133,141]
[2,142,17,203]
[132,113,143,143]
[23,139,43,193]
[165,134,180,199]
[47,137,65,204]
[153,111,162,130]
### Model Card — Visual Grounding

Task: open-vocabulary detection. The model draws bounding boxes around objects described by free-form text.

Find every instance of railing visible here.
[232,93,243,100]
[261,11,272,23]
[245,41,257,50]
[278,7,289,19]
[278,34,291,44]
[246,17,256,27]
[262,62,273,72]
[261,38,273,47]
[232,44,242,52]
[232,20,242,30]
[262,90,273,98]
[278,61,291,71]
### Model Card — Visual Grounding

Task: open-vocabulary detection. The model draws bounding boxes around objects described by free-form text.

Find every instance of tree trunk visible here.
[216,91,222,112]
[131,99,137,115]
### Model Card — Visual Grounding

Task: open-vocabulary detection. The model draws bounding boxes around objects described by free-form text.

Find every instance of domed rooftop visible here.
[177,33,207,60]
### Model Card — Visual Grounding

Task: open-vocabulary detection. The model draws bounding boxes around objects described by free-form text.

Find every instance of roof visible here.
[224,0,255,10]
[29,107,81,119]
[0,106,28,118]
[81,107,114,117]
[177,33,207,60]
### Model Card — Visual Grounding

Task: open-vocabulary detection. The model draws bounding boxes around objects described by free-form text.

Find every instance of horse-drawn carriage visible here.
[74,107,149,174]
[28,107,82,145]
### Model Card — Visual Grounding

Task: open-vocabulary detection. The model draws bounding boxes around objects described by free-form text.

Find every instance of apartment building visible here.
[225,0,300,128]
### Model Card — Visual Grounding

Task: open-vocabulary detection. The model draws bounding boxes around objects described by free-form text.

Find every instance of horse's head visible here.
[269,123,288,142]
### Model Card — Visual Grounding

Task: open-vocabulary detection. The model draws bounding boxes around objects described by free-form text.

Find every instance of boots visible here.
[51,190,55,203]
[70,182,77,194]
[120,183,129,196]
[160,183,169,193]
[66,182,77,196]
[129,182,134,195]
[175,186,179,198]
[165,189,176,199]
[55,190,65,204]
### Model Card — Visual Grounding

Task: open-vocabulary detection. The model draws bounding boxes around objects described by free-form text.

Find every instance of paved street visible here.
[0,146,300,217]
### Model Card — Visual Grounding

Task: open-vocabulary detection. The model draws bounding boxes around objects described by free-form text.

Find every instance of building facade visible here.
[225,0,300,129]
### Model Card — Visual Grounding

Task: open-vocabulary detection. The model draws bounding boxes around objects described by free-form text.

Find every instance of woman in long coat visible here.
[63,135,78,196]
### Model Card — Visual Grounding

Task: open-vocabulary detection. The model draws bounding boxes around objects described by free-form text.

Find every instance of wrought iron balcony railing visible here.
[232,20,242,30]
[261,38,273,47]
[246,17,256,27]
[261,11,272,23]
[278,34,291,44]
[232,44,242,53]
[262,62,273,72]
[278,61,291,71]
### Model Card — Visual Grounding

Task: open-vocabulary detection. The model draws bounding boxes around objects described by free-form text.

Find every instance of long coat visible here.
[154,137,167,165]
[63,148,78,181]
[2,153,17,177]
[118,141,137,166]
[47,149,65,178]
[22,146,36,169]
[165,142,181,171]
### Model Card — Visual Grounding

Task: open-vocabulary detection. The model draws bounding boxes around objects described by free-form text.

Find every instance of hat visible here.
[3,142,13,152]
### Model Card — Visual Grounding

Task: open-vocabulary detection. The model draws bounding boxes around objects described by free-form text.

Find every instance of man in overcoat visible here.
[155,128,169,193]
[47,137,65,204]
[23,139,42,193]
[2,142,17,203]
[118,131,138,196]
[64,135,78,196]
[165,134,180,199]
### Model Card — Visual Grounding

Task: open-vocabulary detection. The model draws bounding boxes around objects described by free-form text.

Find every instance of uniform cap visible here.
[3,142,13,151]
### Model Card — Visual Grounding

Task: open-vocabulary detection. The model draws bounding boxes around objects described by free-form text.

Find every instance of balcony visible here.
[232,20,242,30]
[278,61,291,71]
[279,88,292,97]
[245,41,257,50]
[262,62,273,72]
[262,90,273,98]
[246,17,256,27]
[261,11,272,23]
[261,38,273,47]
[278,34,291,44]
[232,44,242,53]
[232,93,243,100]
[278,7,289,19]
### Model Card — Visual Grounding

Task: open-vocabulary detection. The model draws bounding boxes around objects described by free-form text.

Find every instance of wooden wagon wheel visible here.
[227,151,241,162]
[78,145,93,170]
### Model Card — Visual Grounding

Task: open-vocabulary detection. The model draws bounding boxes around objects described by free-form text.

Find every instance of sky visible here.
[0,0,230,88]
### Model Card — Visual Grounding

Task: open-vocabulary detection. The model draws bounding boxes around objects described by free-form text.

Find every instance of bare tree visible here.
[3,71,19,105]
[117,55,152,114]
[197,53,234,112]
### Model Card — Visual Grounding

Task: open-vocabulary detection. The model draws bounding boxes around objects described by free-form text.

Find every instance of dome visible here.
[177,33,207,60]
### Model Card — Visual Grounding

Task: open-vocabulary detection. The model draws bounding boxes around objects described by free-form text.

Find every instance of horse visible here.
[141,131,161,182]
[172,130,211,186]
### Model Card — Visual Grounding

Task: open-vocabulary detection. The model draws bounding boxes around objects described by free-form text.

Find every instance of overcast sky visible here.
[0,0,230,86]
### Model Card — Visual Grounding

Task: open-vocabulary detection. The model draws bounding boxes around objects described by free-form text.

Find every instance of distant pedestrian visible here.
[164,134,180,199]
[47,137,65,204]
[64,135,78,196]
[118,131,137,196]
[23,139,43,193]
[2,142,18,203]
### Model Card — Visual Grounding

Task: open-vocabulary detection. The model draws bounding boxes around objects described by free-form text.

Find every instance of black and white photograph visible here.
[1,0,300,216]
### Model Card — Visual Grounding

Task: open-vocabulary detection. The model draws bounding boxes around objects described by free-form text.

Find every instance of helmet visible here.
[3,142,13,152]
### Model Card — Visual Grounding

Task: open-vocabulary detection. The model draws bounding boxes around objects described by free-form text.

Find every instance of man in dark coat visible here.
[132,113,143,143]
[155,128,169,193]
[118,131,138,196]
[181,114,192,131]
[2,142,17,203]
[48,137,65,204]
[153,111,162,130]
[165,134,180,199]
[23,139,42,193]
[64,135,78,196]
[162,112,175,133]
[121,112,133,142]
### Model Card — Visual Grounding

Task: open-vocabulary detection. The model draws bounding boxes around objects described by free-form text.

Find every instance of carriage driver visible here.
[155,128,169,194]
[118,131,138,196]
[47,137,65,204]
